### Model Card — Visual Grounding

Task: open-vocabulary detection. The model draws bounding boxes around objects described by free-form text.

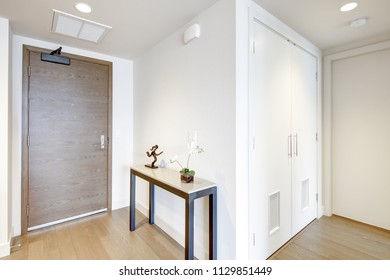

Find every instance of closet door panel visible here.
[291,47,318,235]
[249,21,292,259]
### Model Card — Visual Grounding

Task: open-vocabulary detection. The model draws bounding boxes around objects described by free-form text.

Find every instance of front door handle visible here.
[100,135,105,149]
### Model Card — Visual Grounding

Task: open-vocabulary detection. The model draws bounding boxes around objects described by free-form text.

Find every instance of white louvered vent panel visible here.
[269,191,280,236]
[301,179,309,212]
[51,10,112,43]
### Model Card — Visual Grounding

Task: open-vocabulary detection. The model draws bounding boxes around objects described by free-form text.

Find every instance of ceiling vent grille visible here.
[51,10,112,43]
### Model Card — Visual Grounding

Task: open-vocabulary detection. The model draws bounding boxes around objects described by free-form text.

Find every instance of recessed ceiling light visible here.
[75,2,92,14]
[350,17,367,28]
[340,2,358,12]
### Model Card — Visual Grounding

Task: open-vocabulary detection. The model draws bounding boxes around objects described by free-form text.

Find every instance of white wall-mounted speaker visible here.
[183,24,200,44]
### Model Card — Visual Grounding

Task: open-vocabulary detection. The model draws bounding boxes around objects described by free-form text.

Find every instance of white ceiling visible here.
[1,0,390,59]
[253,0,390,52]
[0,0,220,59]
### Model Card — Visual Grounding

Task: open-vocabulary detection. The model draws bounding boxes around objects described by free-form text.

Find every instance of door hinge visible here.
[316,132,318,142]
[252,136,256,150]
[107,136,109,144]
[316,72,318,81]
[316,193,318,202]
[253,40,256,54]
[27,135,30,147]
[253,233,256,246]
[28,65,31,77]
[26,205,30,217]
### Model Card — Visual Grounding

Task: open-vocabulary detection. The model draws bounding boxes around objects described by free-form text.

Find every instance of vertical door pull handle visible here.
[288,135,292,157]
[294,134,298,157]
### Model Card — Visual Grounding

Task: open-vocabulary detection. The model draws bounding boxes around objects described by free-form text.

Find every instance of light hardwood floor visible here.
[2,208,184,260]
[269,215,390,260]
[2,209,389,260]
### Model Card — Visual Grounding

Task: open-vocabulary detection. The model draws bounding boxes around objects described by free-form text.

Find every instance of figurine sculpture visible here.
[145,145,163,169]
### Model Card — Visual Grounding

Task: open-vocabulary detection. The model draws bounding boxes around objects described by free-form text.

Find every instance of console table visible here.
[129,165,217,260]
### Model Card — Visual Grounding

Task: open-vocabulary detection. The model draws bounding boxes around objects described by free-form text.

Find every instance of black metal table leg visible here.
[185,195,195,260]
[130,172,136,231]
[149,183,155,225]
[209,189,217,260]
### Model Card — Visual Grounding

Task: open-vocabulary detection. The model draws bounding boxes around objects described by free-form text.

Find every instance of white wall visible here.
[235,0,251,260]
[0,17,12,258]
[12,36,133,236]
[7,18,13,250]
[134,0,236,259]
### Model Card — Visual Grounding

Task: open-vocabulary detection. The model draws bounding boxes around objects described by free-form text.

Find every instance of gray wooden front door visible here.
[27,51,110,230]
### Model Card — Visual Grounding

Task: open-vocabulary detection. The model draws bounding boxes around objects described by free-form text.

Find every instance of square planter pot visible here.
[180,173,194,183]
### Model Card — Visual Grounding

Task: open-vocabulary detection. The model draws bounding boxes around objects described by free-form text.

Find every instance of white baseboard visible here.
[0,235,11,258]
[0,226,13,258]
[136,202,208,260]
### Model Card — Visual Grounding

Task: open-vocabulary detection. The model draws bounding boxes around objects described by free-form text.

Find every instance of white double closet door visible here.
[249,20,318,259]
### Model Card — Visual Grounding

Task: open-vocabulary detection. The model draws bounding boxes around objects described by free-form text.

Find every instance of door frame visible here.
[21,45,113,234]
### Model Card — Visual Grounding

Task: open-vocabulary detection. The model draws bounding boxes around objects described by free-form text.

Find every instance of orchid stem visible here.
[186,153,191,170]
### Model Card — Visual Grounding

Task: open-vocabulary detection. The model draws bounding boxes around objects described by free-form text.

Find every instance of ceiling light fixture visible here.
[340,2,358,12]
[350,17,367,28]
[75,2,92,14]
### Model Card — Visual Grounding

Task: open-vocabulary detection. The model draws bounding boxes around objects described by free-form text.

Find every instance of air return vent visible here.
[269,191,280,236]
[51,10,112,43]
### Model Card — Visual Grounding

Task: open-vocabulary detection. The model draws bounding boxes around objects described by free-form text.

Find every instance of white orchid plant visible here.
[170,146,204,176]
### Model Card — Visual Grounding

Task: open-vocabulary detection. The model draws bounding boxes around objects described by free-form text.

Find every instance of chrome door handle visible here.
[294,134,298,157]
[100,135,105,149]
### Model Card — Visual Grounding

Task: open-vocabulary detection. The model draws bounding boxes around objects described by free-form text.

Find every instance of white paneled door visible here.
[249,19,292,259]
[249,19,318,259]
[291,45,318,236]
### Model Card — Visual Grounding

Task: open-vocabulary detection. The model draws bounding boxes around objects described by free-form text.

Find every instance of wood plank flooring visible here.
[269,215,390,260]
[2,209,389,260]
[2,208,184,260]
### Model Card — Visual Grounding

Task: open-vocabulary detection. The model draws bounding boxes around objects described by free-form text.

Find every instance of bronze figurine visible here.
[145,145,163,169]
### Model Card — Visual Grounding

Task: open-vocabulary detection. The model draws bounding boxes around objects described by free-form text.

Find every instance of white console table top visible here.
[131,165,216,194]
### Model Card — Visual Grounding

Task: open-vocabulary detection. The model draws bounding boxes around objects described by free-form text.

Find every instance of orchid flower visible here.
[169,146,204,175]
[169,155,184,169]
[186,146,204,170]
